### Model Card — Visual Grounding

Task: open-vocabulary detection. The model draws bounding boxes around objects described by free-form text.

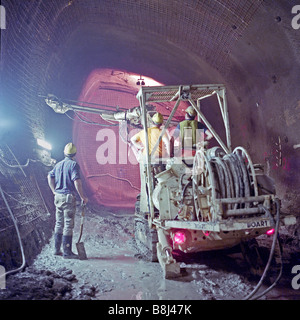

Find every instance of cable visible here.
[250,236,283,300]
[86,173,140,191]
[105,211,135,218]
[243,198,282,300]
[1,189,35,206]
[39,93,127,111]
[64,99,127,111]
[5,144,27,177]
[64,111,77,121]
[0,182,26,280]
[0,154,46,169]
[33,174,51,216]
[72,110,119,127]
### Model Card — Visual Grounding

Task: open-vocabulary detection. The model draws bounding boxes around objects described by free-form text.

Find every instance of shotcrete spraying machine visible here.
[43,84,296,282]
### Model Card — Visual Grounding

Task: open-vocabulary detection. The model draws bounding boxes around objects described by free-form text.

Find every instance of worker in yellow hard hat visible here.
[130,113,170,212]
[130,112,170,161]
[173,106,213,153]
[47,143,88,259]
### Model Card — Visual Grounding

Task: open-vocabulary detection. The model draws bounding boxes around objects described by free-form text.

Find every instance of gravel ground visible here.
[1,205,300,300]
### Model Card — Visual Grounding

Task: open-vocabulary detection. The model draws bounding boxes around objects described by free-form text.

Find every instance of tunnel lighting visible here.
[127,72,163,87]
[173,231,186,244]
[136,78,145,86]
[266,228,275,236]
[37,138,52,150]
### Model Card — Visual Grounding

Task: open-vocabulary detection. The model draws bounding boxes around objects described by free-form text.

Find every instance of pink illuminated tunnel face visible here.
[73,68,188,208]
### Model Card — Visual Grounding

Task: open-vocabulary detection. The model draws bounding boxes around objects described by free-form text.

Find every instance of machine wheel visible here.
[240,239,267,277]
[134,215,158,262]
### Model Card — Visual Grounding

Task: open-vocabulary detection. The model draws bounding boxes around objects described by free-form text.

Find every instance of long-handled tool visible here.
[76,201,88,260]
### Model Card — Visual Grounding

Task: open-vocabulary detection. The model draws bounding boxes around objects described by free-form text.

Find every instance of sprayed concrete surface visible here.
[32,207,253,300]
[1,205,300,300]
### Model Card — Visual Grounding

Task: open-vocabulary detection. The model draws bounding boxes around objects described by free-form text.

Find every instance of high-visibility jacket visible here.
[179,120,206,148]
[132,127,168,157]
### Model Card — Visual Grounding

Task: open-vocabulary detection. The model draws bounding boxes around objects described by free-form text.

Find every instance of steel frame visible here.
[136,84,232,223]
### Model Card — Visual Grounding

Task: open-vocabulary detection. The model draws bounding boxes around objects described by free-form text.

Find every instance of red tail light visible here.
[173,231,186,244]
[203,231,210,237]
[266,228,275,236]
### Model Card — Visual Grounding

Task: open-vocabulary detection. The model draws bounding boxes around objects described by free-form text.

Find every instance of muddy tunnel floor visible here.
[1,205,300,301]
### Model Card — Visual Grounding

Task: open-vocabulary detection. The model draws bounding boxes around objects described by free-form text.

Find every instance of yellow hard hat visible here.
[185,106,197,117]
[152,112,163,125]
[64,143,77,156]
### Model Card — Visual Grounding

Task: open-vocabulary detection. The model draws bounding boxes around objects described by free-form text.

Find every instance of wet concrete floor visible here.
[30,206,300,300]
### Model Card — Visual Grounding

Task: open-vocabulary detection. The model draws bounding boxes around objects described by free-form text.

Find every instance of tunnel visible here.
[0,0,300,300]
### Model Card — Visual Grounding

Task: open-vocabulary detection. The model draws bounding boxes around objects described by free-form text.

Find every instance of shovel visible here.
[76,201,88,260]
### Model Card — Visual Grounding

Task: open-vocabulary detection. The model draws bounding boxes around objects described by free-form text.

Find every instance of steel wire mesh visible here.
[0,144,53,237]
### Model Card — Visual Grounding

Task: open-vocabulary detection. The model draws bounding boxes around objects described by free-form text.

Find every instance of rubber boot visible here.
[62,235,78,259]
[54,233,63,256]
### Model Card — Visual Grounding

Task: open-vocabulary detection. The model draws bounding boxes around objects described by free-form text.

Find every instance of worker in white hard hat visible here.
[47,143,88,259]
[173,106,213,153]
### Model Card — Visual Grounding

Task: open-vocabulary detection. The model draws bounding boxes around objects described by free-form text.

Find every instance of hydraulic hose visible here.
[250,235,283,300]
[243,198,282,300]
[0,182,26,280]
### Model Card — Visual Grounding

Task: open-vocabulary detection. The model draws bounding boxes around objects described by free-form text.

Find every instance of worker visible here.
[130,112,170,162]
[130,112,170,212]
[47,143,88,259]
[173,106,213,153]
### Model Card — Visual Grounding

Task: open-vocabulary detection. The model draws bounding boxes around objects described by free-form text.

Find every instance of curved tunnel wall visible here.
[1,0,300,214]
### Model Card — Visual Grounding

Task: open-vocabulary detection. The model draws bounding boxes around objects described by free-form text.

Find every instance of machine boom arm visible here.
[43,94,144,125]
